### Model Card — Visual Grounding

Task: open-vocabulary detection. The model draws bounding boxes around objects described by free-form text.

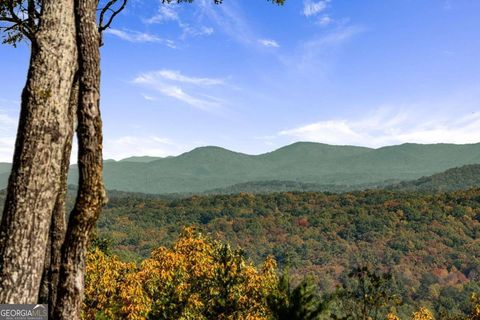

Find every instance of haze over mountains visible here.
[0,142,479,194]
[77,142,480,194]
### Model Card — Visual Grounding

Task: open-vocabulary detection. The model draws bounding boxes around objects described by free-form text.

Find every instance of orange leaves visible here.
[386,312,401,320]
[83,228,278,320]
[411,307,435,320]
[84,248,148,319]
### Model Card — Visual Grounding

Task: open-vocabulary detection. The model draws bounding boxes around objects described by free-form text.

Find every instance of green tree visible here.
[334,266,402,320]
[268,274,328,320]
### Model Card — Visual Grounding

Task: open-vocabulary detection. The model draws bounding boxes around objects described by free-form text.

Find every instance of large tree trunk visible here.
[0,0,77,304]
[38,75,79,318]
[54,0,105,318]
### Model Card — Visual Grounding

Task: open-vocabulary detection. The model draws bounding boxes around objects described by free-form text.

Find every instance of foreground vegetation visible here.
[97,189,480,316]
[85,229,480,319]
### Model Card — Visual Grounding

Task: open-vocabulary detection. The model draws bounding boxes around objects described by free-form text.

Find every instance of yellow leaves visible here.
[470,293,480,320]
[411,307,435,320]
[83,248,149,320]
[386,312,401,320]
[119,270,152,320]
[84,228,278,320]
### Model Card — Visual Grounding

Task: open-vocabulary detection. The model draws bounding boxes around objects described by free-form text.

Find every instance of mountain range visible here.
[0,142,479,194]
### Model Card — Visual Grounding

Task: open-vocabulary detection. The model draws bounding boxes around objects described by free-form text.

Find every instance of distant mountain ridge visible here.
[0,142,479,194]
[72,142,480,194]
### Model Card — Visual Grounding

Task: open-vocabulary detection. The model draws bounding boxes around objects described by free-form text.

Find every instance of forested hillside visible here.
[95,189,480,316]
[203,180,392,194]
[390,164,480,192]
[2,142,480,193]
[68,142,480,194]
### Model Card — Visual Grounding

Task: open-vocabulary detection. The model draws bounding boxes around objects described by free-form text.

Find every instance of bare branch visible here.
[98,0,127,33]
[27,0,35,30]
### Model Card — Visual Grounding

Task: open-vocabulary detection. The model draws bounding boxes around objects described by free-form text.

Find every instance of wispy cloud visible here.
[145,5,179,24]
[198,0,254,45]
[145,3,214,39]
[291,25,365,72]
[258,39,280,48]
[133,70,226,111]
[104,135,188,160]
[303,0,330,17]
[197,0,279,50]
[152,70,225,86]
[106,28,176,47]
[279,108,480,148]
[318,16,333,26]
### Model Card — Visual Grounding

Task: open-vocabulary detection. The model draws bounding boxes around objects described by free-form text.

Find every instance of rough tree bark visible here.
[54,0,106,317]
[38,75,79,317]
[0,0,77,303]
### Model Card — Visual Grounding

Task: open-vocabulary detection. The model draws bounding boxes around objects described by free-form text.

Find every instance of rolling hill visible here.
[1,142,480,194]
[207,164,480,194]
[389,164,480,192]
[71,142,480,194]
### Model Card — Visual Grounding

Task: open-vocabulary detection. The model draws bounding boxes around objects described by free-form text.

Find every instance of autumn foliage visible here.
[84,228,480,320]
[84,228,278,319]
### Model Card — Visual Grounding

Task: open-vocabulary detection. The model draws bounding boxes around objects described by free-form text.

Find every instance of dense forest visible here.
[92,189,480,317]
[1,167,479,317]
[389,165,480,192]
[86,228,480,319]
[209,164,480,195]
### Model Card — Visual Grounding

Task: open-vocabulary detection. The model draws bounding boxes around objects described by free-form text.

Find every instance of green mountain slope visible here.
[203,180,398,194]
[0,163,12,189]
[2,142,479,194]
[390,164,480,192]
[119,156,163,163]
[209,163,480,194]
[65,142,480,194]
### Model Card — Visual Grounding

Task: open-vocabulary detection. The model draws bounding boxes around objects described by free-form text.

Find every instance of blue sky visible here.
[1,0,480,161]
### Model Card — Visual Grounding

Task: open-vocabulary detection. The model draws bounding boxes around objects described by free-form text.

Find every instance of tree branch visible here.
[0,0,37,43]
[98,0,127,33]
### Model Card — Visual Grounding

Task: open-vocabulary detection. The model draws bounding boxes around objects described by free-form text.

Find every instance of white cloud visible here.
[196,26,214,36]
[142,94,158,101]
[0,114,17,128]
[292,25,365,72]
[0,137,15,163]
[133,70,226,111]
[151,70,225,86]
[303,0,329,17]
[258,39,280,48]
[0,110,17,162]
[105,29,177,47]
[279,108,480,148]
[198,0,255,46]
[318,16,333,26]
[145,3,214,39]
[145,5,179,24]
[104,135,188,160]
